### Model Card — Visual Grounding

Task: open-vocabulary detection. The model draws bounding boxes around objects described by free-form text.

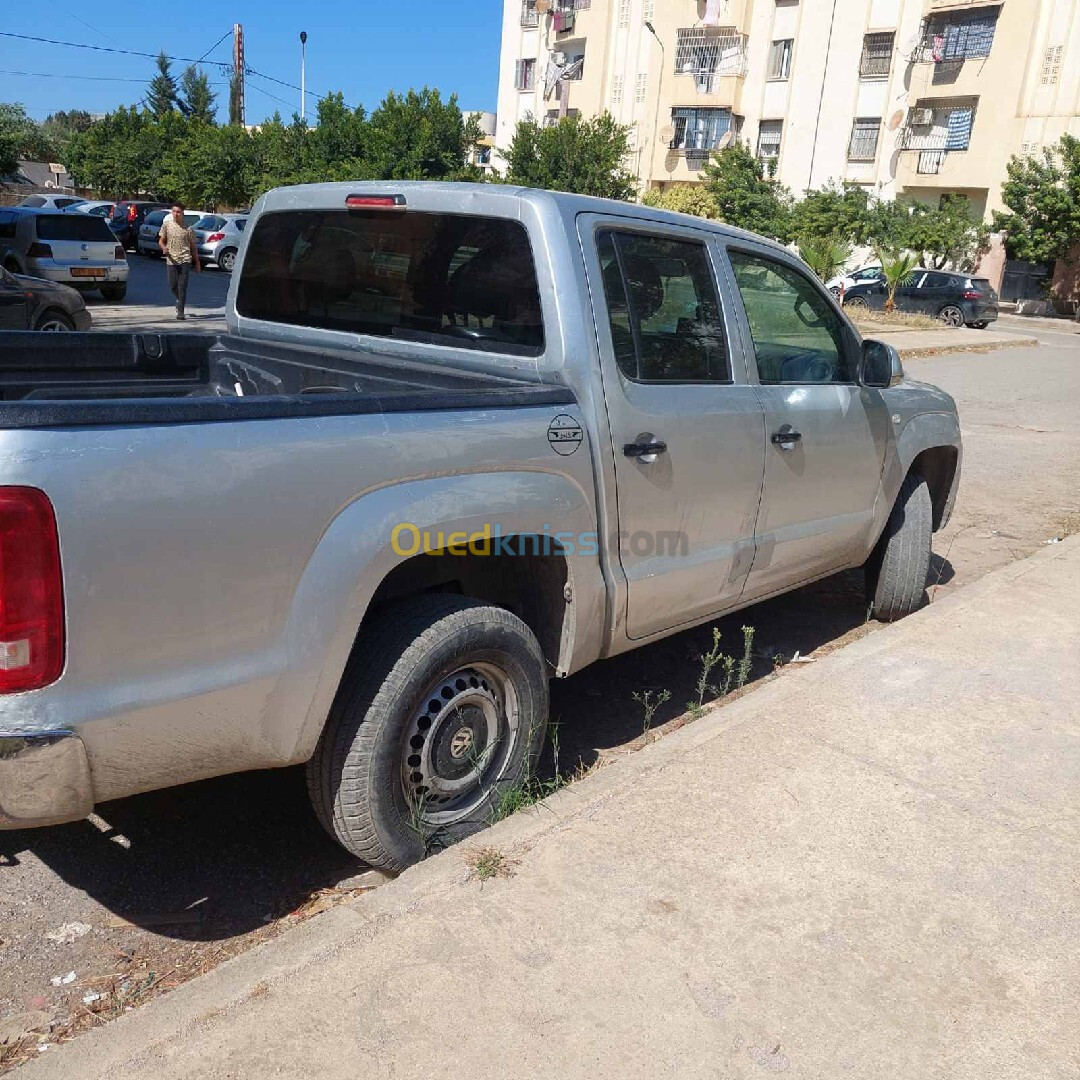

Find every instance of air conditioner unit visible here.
[910,108,934,126]
[552,50,568,66]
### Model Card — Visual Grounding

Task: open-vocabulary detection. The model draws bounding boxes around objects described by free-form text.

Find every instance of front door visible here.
[580,216,766,640]
[723,245,890,600]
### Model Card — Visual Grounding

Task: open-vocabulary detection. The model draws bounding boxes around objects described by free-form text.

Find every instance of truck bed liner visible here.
[0,332,573,428]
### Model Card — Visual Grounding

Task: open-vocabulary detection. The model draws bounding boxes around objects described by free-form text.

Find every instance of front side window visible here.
[237,209,544,357]
[597,230,731,383]
[728,250,853,385]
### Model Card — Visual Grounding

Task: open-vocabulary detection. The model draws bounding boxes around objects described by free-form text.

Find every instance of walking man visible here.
[159,203,200,320]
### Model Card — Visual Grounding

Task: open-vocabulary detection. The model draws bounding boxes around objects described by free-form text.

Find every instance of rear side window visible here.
[145,211,168,227]
[597,230,730,383]
[20,197,46,208]
[34,215,115,242]
[236,210,544,356]
[235,218,247,232]
[919,271,951,288]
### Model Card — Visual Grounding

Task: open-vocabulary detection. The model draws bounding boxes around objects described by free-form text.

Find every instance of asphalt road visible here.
[1,304,1078,1066]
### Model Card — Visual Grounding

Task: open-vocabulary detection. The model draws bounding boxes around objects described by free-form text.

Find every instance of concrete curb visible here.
[15,535,1080,1079]
[894,336,1039,359]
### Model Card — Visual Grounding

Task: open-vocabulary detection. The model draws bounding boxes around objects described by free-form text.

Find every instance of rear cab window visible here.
[34,215,115,242]
[236,209,544,356]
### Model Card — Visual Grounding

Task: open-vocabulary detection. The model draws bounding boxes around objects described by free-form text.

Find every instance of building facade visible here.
[495,0,1080,219]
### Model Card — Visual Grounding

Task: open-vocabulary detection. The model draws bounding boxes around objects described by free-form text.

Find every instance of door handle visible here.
[770,427,802,450]
[623,438,667,462]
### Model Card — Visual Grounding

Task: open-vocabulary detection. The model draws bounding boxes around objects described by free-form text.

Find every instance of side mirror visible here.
[861,339,903,388]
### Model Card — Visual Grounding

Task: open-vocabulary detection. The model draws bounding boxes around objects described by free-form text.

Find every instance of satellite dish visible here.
[717,129,733,150]
[886,109,905,132]
[535,0,551,12]
[899,31,921,57]
[658,124,675,144]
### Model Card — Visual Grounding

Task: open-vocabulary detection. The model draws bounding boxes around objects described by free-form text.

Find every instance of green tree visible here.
[253,111,309,193]
[798,235,853,283]
[65,106,154,195]
[503,112,635,199]
[703,141,790,240]
[180,66,217,124]
[163,121,257,208]
[0,103,53,174]
[875,248,919,312]
[303,92,368,180]
[789,183,873,246]
[641,183,720,218]
[364,88,474,181]
[147,53,181,119]
[902,195,989,270]
[993,135,1080,265]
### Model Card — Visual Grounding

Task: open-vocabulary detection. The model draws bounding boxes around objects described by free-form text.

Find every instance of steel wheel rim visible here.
[401,662,519,826]
[940,306,963,327]
[219,251,236,272]
[38,319,70,331]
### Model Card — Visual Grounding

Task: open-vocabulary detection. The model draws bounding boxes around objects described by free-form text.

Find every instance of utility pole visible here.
[300,31,307,122]
[232,23,246,127]
[644,21,665,191]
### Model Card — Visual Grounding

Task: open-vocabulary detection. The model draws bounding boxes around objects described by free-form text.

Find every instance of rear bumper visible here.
[0,730,93,828]
[29,264,129,287]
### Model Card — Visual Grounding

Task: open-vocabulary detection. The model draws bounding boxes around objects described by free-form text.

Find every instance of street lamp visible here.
[300,31,308,122]
[644,21,665,189]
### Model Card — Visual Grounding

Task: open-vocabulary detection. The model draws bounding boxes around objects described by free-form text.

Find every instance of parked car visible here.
[0,265,93,330]
[108,200,169,251]
[0,183,961,872]
[67,200,115,218]
[137,208,206,257]
[193,213,248,272]
[843,269,999,328]
[16,194,86,211]
[826,263,883,297]
[0,207,128,301]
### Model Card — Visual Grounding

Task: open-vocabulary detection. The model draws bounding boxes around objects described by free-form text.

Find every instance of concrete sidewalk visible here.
[870,324,1038,357]
[19,540,1080,1080]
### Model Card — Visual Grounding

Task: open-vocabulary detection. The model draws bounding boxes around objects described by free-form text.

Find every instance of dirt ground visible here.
[2,329,1077,1069]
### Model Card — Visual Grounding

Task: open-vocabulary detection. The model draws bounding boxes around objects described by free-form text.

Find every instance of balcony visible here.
[910,5,1000,64]
[668,108,743,170]
[520,1,539,28]
[895,98,978,152]
[674,27,749,93]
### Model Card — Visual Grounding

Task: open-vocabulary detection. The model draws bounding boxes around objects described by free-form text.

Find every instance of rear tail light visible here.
[345,194,406,210]
[962,290,983,300]
[114,245,126,261]
[0,488,64,693]
[207,232,225,242]
[127,205,138,221]
[26,242,53,259]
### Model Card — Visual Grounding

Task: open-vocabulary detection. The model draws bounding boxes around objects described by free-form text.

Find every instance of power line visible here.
[0,69,226,84]
[61,7,111,44]
[245,79,297,113]
[197,29,233,65]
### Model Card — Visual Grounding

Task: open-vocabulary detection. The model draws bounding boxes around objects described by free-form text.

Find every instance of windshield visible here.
[145,211,168,227]
[35,214,115,242]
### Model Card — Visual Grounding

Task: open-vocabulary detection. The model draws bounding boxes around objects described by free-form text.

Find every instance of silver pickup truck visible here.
[0,183,960,871]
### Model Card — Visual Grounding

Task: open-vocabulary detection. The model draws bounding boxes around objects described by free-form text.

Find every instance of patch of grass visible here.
[686,626,756,716]
[489,723,594,824]
[1055,511,1080,539]
[465,845,518,883]
[631,688,671,738]
[850,309,941,331]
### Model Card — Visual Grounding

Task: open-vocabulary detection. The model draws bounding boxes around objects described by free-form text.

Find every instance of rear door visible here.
[579,214,766,639]
[723,243,889,598]
[34,214,118,275]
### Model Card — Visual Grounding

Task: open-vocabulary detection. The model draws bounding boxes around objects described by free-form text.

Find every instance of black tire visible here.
[217,248,237,273]
[938,304,964,327]
[865,471,933,622]
[3,259,21,275]
[99,284,126,302]
[306,594,549,870]
[970,321,988,330]
[844,295,869,311]
[34,309,75,332]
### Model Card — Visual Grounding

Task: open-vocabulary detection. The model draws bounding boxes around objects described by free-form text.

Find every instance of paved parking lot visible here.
[86,254,230,332]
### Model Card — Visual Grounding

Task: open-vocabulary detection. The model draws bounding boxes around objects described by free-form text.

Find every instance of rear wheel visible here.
[938,305,965,327]
[970,321,988,330]
[99,284,126,302]
[843,295,869,312]
[865,471,933,621]
[35,310,74,332]
[217,248,238,273]
[306,594,549,871]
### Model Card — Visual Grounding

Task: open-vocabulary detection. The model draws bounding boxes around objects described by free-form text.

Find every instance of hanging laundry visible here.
[703,0,723,27]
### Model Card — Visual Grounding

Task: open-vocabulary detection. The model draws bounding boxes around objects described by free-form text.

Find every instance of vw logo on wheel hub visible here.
[449,727,474,760]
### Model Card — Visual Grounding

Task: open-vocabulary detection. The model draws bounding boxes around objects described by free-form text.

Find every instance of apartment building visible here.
[495,0,1080,220]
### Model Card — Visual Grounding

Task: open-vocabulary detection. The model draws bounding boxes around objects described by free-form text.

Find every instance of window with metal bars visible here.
[847,118,880,161]
[767,40,793,80]
[898,99,977,151]
[635,72,648,103]
[618,0,631,29]
[644,0,654,18]
[514,58,536,91]
[757,120,782,162]
[612,74,624,104]
[520,0,539,28]
[917,7,1000,62]
[1041,44,1063,85]
[860,32,893,78]
[674,27,749,92]
[670,107,740,155]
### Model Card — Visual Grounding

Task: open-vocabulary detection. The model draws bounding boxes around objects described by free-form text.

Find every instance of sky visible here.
[1,0,504,122]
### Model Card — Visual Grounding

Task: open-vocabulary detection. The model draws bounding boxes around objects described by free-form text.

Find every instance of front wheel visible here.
[217,248,237,273]
[306,594,549,871]
[35,310,74,331]
[939,305,965,327]
[843,295,869,311]
[865,471,933,621]
[100,284,126,302]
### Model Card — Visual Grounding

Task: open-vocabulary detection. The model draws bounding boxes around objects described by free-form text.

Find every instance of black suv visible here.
[109,200,169,251]
[843,269,999,328]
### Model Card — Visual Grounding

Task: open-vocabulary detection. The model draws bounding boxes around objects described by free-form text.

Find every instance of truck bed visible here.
[0,332,572,428]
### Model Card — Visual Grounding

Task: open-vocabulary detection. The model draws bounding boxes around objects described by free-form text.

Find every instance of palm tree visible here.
[875,248,919,313]
[798,235,852,285]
